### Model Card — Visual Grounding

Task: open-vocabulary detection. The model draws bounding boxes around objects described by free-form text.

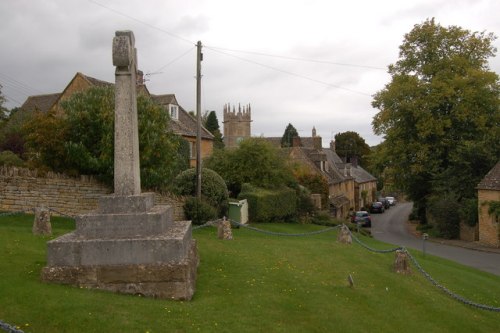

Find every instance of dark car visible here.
[353,211,371,227]
[378,197,390,210]
[370,202,385,214]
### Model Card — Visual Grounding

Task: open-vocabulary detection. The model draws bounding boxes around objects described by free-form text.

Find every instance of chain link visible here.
[2,208,498,312]
[0,320,25,333]
[349,226,500,312]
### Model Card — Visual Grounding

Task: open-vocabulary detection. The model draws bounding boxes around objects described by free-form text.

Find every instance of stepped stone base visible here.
[42,193,198,300]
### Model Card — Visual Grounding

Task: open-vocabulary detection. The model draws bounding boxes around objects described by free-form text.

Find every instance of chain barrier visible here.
[0,211,25,218]
[192,219,223,230]
[2,208,498,312]
[229,219,341,236]
[405,250,500,312]
[348,226,403,253]
[0,321,24,333]
[348,225,500,312]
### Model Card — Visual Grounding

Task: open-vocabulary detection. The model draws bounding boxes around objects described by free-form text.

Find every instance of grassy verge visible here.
[0,214,499,332]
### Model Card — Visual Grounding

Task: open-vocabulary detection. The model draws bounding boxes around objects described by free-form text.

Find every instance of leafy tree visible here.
[281,123,299,148]
[204,137,295,196]
[334,131,371,166]
[372,18,500,223]
[0,108,34,157]
[24,86,189,189]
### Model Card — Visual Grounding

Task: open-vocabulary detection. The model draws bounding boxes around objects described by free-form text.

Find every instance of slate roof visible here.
[477,161,500,191]
[151,94,213,140]
[265,136,316,149]
[20,93,61,113]
[80,73,113,87]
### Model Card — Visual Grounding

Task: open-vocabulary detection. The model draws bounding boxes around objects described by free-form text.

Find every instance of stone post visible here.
[394,250,412,274]
[337,224,352,244]
[33,206,52,236]
[218,218,233,240]
[112,30,141,196]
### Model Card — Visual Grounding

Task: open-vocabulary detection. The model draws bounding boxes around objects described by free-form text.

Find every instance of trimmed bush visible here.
[172,168,229,216]
[238,183,296,223]
[183,197,217,225]
[0,150,24,167]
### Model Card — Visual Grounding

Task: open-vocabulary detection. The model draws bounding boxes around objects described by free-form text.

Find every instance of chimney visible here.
[136,70,144,85]
[313,135,322,150]
[350,156,358,168]
[330,140,336,152]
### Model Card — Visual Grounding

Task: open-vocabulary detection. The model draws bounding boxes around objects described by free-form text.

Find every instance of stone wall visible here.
[459,222,479,242]
[478,189,500,247]
[0,166,186,220]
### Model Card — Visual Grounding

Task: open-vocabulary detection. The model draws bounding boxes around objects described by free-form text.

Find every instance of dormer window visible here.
[169,104,179,120]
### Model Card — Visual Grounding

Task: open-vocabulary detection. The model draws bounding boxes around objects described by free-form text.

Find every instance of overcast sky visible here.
[1,0,499,146]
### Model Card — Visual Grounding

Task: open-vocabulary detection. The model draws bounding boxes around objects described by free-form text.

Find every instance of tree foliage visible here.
[372,18,500,224]
[24,86,189,190]
[0,84,8,121]
[334,131,371,166]
[281,123,299,148]
[204,137,295,196]
[204,110,224,149]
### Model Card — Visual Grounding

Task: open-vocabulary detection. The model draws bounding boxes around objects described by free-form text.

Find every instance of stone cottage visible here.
[477,161,500,248]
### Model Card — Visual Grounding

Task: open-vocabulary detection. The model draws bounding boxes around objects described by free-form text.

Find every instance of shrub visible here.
[183,197,217,225]
[460,197,478,227]
[428,196,461,239]
[172,168,229,216]
[238,183,296,223]
[0,150,24,167]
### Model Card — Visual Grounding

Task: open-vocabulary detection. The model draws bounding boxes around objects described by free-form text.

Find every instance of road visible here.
[370,202,500,277]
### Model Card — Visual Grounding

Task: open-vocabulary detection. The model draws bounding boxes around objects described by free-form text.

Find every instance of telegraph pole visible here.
[196,41,202,201]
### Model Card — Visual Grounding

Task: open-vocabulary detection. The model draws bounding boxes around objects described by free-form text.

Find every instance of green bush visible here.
[311,211,339,227]
[172,168,229,216]
[0,150,24,167]
[295,185,316,218]
[183,197,217,225]
[238,183,296,223]
[460,197,478,227]
[428,196,461,239]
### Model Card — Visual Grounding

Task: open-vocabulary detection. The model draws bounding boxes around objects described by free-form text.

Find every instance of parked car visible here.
[378,197,390,210]
[370,202,385,214]
[353,211,371,227]
[386,196,396,206]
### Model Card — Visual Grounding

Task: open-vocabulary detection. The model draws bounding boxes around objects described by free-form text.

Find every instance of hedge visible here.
[238,183,296,223]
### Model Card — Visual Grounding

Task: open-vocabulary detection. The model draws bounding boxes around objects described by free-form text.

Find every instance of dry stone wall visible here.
[0,166,186,220]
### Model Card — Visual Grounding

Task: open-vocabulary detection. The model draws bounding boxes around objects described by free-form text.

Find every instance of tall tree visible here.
[204,110,224,149]
[372,18,500,222]
[281,123,299,147]
[334,131,371,166]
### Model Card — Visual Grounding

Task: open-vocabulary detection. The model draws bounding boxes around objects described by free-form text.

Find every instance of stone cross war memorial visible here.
[41,30,199,300]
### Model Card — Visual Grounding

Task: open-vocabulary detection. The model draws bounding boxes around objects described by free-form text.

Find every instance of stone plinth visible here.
[42,194,198,300]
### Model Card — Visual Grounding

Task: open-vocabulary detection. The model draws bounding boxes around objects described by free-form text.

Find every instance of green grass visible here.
[1,214,499,333]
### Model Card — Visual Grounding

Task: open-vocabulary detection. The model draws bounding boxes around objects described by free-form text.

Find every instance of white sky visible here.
[1,0,499,146]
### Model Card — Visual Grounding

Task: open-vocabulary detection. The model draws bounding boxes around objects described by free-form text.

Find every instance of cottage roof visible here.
[477,161,500,191]
[151,94,214,140]
[20,93,61,113]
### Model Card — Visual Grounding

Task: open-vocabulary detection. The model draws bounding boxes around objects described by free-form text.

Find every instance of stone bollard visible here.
[217,218,233,240]
[33,206,52,236]
[394,250,412,274]
[337,224,352,244]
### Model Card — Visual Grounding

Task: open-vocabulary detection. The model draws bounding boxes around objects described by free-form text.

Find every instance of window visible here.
[169,104,179,120]
[189,141,196,159]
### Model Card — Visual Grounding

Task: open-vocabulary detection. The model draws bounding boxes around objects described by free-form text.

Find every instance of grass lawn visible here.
[0,213,499,332]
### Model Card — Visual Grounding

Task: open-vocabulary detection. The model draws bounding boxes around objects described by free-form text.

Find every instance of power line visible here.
[205,45,386,71]
[87,0,195,46]
[147,46,196,77]
[204,46,372,97]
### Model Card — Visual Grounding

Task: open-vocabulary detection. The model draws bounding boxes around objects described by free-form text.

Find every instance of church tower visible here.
[223,103,252,148]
